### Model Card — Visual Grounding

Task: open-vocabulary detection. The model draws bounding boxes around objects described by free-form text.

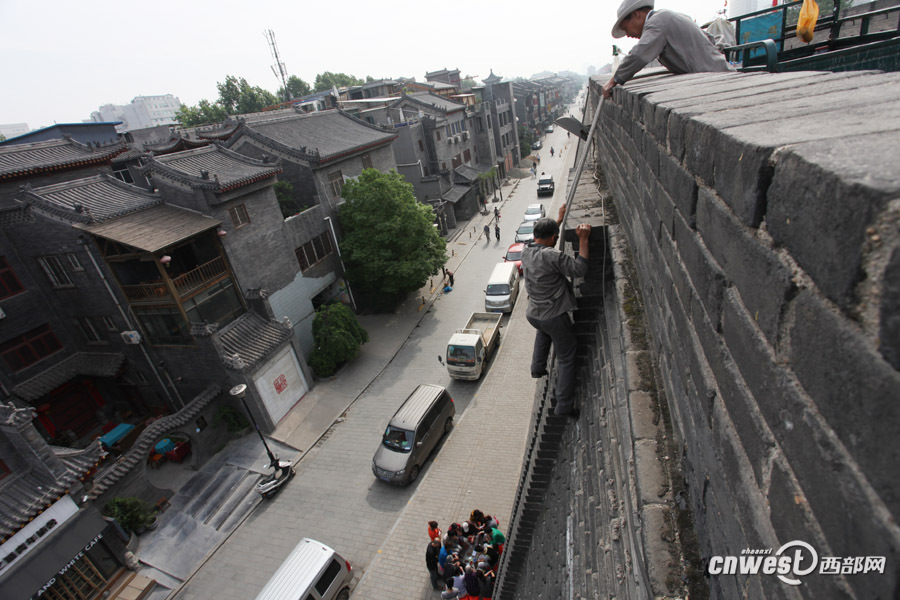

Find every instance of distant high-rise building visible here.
[90,94,182,132]
[728,0,777,18]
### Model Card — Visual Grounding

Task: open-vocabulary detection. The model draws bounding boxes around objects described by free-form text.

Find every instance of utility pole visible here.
[265,29,290,102]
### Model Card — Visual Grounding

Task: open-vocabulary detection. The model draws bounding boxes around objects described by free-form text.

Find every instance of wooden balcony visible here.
[121,256,228,304]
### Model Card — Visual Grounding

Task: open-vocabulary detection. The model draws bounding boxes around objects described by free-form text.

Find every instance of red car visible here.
[504,242,525,275]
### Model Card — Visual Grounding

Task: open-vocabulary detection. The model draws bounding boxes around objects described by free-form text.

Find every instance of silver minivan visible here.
[372,384,455,485]
[253,538,352,600]
[484,261,520,313]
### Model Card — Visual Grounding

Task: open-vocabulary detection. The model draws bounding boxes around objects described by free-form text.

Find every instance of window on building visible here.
[102,315,117,331]
[328,172,344,199]
[66,253,83,271]
[475,118,484,133]
[0,324,63,372]
[0,459,9,481]
[183,279,243,327]
[134,307,192,346]
[37,256,73,287]
[295,233,335,272]
[361,153,373,169]
[75,317,103,343]
[0,256,25,299]
[487,116,492,129]
[418,140,425,152]
[463,149,471,163]
[112,166,134,184]
[435,131,441,141]
[229,204,251,229]
[441,162,447,171]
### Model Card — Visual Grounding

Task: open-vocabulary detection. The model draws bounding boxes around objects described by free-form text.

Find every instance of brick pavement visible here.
[351,258,540,599]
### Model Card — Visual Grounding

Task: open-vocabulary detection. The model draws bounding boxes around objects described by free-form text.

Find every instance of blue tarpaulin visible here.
[99,423,135,448]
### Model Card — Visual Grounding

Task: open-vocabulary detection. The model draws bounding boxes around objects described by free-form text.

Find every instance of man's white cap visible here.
[612,0,655,38]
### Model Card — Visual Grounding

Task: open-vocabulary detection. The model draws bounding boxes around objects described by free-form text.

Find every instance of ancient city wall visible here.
[589,70,900,598]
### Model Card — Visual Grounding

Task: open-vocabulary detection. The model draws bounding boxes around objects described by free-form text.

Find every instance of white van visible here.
[484,261,520,313]
[254,538,352,600]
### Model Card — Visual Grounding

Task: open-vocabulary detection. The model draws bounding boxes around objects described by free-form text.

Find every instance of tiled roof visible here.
[74,204,221,253]
[394,92,466,114]
[20,174,161,224]
[454,164,490,183]
[217,312,292,371]
[0,138,127,180]
[443,185,471,204]
[145,145,281,192]
[0,403,105,541]
[12,352,126,401]
[231,109,396,165]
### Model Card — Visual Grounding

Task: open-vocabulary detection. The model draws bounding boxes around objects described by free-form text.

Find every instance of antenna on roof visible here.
[265,29,290,103]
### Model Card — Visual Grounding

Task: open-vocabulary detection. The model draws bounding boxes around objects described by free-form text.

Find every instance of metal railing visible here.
[120,256,228,304]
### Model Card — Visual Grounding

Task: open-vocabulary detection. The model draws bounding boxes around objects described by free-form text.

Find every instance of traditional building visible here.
[0,403,137,600]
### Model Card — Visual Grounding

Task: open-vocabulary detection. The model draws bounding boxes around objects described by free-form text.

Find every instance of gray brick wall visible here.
[589,70,900,598]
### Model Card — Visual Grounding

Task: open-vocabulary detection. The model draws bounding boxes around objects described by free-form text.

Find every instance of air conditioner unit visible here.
[462,132,469,141]
[454,135,461,143]
[120,330,142,345]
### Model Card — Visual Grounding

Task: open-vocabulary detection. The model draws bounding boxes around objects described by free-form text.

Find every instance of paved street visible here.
[171,110,581,600]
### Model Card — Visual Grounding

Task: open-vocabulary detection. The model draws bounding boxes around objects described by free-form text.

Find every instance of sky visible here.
[0,0,728,130]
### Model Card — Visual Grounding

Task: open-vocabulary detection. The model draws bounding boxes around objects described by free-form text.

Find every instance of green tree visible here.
[314,71,366,92]
[308,302,369,377]
[104,497,155,534]
[0,134,5,142]
[175,99,228,127]
[338,169,447,310]
[518,125,533,158]
[217,75,278,114]
[278,75,311,100]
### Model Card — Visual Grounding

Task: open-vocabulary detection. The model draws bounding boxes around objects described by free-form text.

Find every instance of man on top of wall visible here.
[602,0,734,98]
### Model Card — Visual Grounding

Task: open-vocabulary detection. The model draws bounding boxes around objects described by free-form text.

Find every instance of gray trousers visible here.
[527,312,578,414]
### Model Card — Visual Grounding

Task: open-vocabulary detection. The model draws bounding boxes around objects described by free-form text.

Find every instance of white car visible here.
[523,203,546,222]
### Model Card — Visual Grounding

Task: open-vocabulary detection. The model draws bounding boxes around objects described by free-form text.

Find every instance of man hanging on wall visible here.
[602,0,733,99]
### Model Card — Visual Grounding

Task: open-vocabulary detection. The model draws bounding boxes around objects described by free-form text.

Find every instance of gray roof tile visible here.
[236,109,396,164]
[217,312,291,370]
[21,174,161,224]
[0,138,127,180]
[148,145,281,192]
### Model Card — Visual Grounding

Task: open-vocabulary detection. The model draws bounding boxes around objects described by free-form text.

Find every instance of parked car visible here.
[537,175,555,197]
[532,139,543,150]
[372,384,455,485]
[523,203,545,222]
[545,124,554,133]
[504,242,525,274]
[515,221,535,244]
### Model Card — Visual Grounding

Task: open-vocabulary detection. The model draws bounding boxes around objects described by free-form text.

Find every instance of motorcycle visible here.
[256,456,295,499]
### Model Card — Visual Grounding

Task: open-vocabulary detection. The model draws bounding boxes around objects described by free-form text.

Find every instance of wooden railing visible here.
[172,256,227,297]
[120,256,227,304]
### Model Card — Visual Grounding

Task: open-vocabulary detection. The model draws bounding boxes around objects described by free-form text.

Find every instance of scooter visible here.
[256,456,294,499]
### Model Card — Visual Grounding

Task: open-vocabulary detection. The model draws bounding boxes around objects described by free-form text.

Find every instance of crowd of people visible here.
[425,509,505,598]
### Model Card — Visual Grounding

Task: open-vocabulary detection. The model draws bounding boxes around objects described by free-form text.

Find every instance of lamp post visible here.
[229,384,277,466]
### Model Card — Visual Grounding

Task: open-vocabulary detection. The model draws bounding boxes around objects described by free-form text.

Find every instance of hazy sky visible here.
[0,0,728,130]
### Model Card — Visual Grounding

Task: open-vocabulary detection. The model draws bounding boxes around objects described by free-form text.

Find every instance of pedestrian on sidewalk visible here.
[494,224,500,241]
[428,520,442,542]
[521,206,592,419]
[447,270,455,287]
[494,207,500,220]
[426,538,443,590]
[483,224,490,242]
[532,160,537,171]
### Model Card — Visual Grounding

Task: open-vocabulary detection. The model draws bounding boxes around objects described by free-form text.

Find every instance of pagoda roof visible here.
[143,144,281,192]
[18,174,161,224]
[0,138,128,181]
[226,108,396,166]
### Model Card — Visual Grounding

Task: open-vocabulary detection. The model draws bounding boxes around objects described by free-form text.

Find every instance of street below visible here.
[172,108,581,600]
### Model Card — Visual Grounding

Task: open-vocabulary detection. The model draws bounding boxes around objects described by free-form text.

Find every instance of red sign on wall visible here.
[273,374,287,394]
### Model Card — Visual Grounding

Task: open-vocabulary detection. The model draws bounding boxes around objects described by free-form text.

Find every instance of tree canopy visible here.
[338,169,446,309]
[314,71,365,92]
[176,75,278,127]
[278,75,311,100]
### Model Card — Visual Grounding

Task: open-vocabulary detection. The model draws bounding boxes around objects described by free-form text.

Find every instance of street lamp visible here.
[229,384,278,466]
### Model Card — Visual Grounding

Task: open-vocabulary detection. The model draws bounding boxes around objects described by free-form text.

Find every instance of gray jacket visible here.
[615,9,734,84]
[522,243,589,321]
